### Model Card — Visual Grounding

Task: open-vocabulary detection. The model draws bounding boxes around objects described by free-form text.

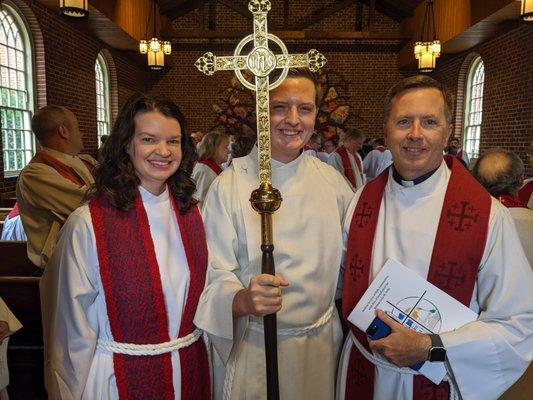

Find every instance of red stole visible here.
[336,145,357,187]
[7,203,20,219]
[342,157,491,400]
[518,181,533,208]
[198,159,223,175]
[498,194,527,208]
[89,192,210,400]
[375,146,386,153]
[29,149,94,186]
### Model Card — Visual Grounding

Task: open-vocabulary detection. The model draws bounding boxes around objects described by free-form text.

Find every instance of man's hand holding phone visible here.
[366,309,430,369]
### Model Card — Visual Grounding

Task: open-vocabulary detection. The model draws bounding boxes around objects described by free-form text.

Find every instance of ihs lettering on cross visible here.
[194,2,327,399]
[195,0,327,186]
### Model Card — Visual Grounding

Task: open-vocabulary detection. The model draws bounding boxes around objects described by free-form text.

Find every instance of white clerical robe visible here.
[327,151,365,191]
[194,147,354,400]
[0,215,26,241]
[337,161,533,400]
[508,207,533,268]
[363,149,393,181]
[192,162,219,206]
[40,186,191,400]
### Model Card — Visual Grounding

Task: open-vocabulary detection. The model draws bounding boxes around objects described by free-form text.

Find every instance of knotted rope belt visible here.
[223,305,335,400]
[349,331,462,400]
[97,328,202,356]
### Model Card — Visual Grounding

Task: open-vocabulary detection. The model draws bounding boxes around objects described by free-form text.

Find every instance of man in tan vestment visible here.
[16,106,96,267]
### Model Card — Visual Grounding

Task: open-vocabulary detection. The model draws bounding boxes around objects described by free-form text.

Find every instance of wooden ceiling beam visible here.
[165,29,409,40]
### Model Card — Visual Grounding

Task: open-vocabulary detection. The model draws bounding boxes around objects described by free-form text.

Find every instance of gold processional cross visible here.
[195,1,326,399]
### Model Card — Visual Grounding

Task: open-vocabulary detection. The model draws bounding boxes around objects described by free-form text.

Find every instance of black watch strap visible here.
[430,334,444,348]
[428,334,446,362]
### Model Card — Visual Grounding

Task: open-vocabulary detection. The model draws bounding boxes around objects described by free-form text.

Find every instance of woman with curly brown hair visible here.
[41,94,211,400]
[192,131,230,206]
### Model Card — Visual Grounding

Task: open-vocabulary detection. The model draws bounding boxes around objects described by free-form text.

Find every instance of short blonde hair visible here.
[197,131,228,161]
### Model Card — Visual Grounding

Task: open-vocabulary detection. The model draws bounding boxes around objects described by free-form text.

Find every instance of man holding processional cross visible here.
[193,1,353,399]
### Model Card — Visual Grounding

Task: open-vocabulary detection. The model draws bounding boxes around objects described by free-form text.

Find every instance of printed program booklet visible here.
[347,258,478,384]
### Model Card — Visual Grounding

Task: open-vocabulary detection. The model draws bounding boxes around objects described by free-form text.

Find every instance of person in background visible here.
[363,138,393,181]
[192,131,230,206]
[473,148,533,266]
[328,128,366,191]
[518,138,533,208]
[304,132,322,158]
[16,106,96,267]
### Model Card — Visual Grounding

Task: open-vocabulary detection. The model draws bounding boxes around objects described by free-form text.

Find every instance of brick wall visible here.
[0,0,146,195]
[151,1,410,140]
[431,23,533,177]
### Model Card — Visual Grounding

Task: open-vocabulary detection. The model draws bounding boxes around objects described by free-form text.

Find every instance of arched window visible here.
[463,57,484,159]
[0,3,34,175]
[95,52,110,144]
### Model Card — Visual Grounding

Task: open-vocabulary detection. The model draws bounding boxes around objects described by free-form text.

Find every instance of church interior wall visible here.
[431,23,533,177]
[148,1,410,141]
[0,0,147,195]
[1,0,532,194]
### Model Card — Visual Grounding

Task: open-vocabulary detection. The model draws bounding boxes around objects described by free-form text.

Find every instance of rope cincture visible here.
[97,328,202,356]
[222,305,335,400]
[350,332,461,400]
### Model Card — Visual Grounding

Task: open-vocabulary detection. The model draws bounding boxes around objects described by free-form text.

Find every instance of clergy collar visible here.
[392,166,440,187]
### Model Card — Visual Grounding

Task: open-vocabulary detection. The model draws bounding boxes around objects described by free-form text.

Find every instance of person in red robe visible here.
[41,94,210,399]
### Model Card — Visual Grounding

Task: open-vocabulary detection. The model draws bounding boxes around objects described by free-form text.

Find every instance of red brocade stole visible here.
[7,203,20,218]
[336,145,357,187]
[29,150,94,186]
[498,194,527,208]
[198,159,223,175]
[518,181,533,208]
[342,157,491,400]
[89,193,210,400]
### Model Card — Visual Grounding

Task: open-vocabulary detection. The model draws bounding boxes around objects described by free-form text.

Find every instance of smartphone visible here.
[365,315,425,371]
[365,316,391,340]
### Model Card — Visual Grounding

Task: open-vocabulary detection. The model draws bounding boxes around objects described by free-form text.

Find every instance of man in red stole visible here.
[16,106,96,267]
[338,76,533,400]
[328,128,366,191]
[473,149,533,266]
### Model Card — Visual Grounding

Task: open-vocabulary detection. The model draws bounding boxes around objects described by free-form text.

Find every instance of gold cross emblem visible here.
[195,0,327,185]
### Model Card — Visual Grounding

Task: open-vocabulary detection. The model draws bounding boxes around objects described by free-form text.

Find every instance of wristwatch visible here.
[428,334,446,362]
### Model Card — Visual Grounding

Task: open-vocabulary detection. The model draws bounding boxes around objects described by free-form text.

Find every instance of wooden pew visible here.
[0,192,16,207]
[0,207,12,221]
[0,207,13,237]
[0,241,45,399]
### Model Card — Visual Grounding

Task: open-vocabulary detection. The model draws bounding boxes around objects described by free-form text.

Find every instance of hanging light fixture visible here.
[413,0,440,73]
[59,0,89,18]
[139,0,171,70]
[520,0,533,22]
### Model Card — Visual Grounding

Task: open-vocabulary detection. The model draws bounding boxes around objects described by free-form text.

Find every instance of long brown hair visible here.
[91,94,197,213]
